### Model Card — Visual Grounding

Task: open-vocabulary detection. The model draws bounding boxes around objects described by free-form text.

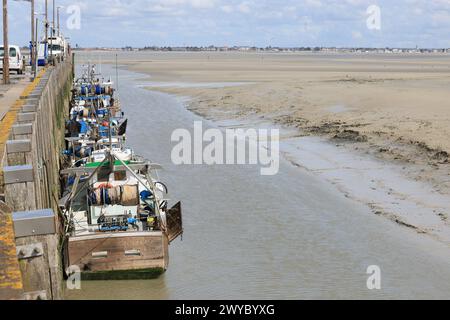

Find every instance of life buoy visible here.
[155,182,168,194]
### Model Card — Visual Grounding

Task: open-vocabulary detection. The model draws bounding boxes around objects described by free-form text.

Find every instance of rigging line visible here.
[64,156,109,209]
[113,155,166,230]
[115,53,119,94]
[72,217,89,231]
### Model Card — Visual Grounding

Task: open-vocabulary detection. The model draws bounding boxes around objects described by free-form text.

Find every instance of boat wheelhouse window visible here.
[114,171,127,181]
[49,44,61,51]
[97,169,110,182]
[72,187,88,212]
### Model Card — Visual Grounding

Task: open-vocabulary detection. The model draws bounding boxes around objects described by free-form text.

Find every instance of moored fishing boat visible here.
[60,65,182,280]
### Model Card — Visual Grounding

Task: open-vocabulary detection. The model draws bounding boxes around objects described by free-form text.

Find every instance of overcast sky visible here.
[2,0,450,48]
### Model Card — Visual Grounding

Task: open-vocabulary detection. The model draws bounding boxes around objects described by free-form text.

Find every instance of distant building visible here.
[75,45,450,54]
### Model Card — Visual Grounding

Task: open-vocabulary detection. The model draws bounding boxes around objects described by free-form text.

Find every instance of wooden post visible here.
[57,6,60,37]
[45,0,48,45]
[2,0,10,85]
[51,0,55,65]
[31,0,35,76]
[4,164,36,212]
[35,17,38,79]
[72,52,74,77]
[52,0,55,36]
[6,139,32,168]
[14,209,62,300]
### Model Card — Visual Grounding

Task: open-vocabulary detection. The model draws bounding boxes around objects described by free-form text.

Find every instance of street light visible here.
[56,5,63,36]
[45,0,48,44]
[13,0,35,75]
[49,0,55,65]
[52,0,54,36]
[34,11,45,78]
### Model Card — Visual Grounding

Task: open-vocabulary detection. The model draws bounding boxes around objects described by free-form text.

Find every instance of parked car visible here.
[0,45,25,74]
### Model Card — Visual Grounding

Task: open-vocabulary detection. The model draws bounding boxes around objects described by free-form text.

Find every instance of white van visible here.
[0,45,25,74]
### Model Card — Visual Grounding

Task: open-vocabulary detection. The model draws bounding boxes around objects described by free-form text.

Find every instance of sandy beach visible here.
[119,52,450,188]
[78,51,450,244]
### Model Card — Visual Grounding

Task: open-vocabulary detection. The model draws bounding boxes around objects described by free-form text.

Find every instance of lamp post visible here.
[34,12,45,78]
[50,0,55,65]
[44,0,49,65]
[13,0,35,75]
[45,0,48,44]
[2,0,9,84]
[34,14,37,78]
[57,5,62,36]
[31,0,34,70]
[29,0,34,74]
[52,0,55,37]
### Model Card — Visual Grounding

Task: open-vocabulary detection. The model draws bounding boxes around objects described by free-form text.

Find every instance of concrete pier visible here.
[0,59,73,300]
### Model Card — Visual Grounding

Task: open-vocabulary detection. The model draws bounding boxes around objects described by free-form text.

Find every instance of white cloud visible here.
[431,10,450,26]
[221,5,234,13]
[6,0,450,48]
[305,0,323,8]
[237,2,252,14]
[157,0,217,9]
[189,0,217,9]
[352,31,363,39]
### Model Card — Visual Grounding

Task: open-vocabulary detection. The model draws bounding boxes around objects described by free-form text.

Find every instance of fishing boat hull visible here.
[68,231,169,280]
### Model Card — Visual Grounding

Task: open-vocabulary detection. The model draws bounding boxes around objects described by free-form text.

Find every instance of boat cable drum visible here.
[89,185,140,206]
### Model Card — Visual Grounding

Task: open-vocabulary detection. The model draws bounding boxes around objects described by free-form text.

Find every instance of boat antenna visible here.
[99,54,102,77]
[88,61,91,82]
[115,53,119,93]
[108,116,114,171]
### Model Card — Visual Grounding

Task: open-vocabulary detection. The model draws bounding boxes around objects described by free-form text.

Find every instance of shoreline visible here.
[174,94,450,246]
[153,82,450,192]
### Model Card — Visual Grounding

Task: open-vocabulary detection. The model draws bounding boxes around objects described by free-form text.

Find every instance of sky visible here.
[1,0,450,48]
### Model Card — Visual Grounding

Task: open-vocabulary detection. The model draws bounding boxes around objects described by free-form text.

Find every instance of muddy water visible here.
[66,65,450,300]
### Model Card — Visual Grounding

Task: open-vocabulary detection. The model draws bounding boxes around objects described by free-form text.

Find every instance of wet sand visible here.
[120,52,450,191]
[76,51,450,246]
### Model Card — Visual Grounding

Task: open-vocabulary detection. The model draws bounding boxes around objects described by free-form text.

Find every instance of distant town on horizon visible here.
[71,45,450,54]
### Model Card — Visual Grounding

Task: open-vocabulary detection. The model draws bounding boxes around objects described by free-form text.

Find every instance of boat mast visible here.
[115,53,119,92]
